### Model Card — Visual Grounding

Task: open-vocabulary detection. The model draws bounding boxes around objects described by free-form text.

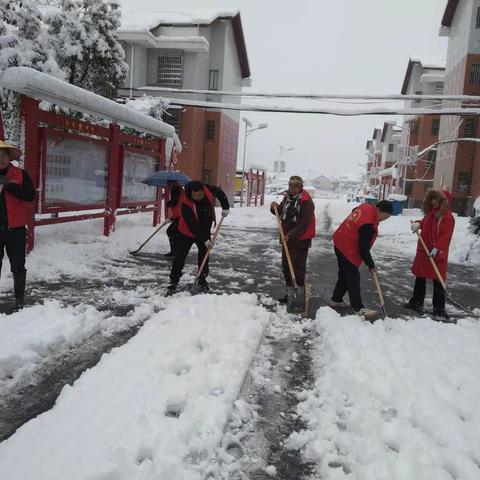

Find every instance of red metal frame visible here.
[13,95,167,251]
[244,169,265,207]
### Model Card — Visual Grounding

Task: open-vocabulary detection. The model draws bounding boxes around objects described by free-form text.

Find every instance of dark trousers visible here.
[170,233,209,284]
[0,227,27,300]
[282,244,309,286]
[411,277,445,311]
[166,218,179,254]
[331,247,363,311]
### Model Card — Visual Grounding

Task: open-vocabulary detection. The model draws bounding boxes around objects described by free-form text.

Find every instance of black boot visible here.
[433,309,450,320]
[404,300,423,313]
[278,295,288,305]
[198,277,210,291]
[13,271,26,311]
[165,282,178,296]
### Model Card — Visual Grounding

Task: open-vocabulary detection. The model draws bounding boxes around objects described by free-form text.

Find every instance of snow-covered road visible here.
[0,198,480,479]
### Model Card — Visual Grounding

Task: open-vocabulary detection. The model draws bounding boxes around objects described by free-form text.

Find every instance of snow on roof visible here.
[409,56,446,70]
[401,57,446,94]
[420,73,446,84]
[119,9,239,32]
[0,67,180,148]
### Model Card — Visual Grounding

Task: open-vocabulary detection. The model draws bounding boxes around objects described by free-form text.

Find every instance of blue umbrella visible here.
[142,170,190,187]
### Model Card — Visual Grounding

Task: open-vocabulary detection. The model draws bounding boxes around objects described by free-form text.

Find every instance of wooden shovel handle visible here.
[195,215,225,282]
[415,230,447,291]
[372,270,385,306]
[273,204,298,288]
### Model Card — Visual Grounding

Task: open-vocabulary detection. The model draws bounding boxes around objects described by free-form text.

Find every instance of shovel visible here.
[415,230,471,314]
[372,270,387,318]
[191,216,225,292]
[129,221,168,255]
[273,205,306,314]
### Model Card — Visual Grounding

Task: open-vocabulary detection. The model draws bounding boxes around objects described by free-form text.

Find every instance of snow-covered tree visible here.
[0,0,63,143]
[45,0,128,100]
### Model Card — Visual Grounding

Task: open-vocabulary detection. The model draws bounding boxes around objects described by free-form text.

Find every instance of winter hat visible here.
[289,175,304,187]
[0,140,21,161]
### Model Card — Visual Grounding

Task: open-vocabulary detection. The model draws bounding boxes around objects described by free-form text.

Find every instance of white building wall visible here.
[446,0,474,72]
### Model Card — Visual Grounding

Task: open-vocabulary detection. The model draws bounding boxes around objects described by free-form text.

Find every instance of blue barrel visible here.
[391,200,405,216]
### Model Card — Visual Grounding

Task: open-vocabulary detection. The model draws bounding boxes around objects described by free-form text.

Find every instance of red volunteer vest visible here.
[4,164,29,228]
[333,203,378,267]
[178,186,216,238]
[279,190,316,240]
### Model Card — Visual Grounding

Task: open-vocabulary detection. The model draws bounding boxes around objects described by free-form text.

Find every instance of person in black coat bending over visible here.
[0,141,36,311]
[167,180,230,294]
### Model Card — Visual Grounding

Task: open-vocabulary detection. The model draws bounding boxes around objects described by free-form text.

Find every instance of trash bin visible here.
[391,200,405,216]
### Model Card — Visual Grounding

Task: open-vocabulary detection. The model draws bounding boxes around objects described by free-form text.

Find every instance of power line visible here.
[128,86,480,103]
[164,97,480,116]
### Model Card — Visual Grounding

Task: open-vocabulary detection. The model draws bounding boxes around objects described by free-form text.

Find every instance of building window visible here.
[147,50,183,87]
[458,172,471,193]
[415,91,422,104]
[163,109,181,135]
[205,120,215,140]
[208,70,219,90]
[410,121,418,134]
[426,150,437,168]
[388,144,394,153]
[431,119,440,136]
[464,118,477,137]
[469,64,480,86]
[476,7,480,28]
[434,82,444,96]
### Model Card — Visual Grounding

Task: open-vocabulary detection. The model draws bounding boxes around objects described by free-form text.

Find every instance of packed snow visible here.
[0,293,270,480]
[0,300,153,390]
[288,307,480,480]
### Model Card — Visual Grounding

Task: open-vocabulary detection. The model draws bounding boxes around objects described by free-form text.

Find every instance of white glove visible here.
[411,222,421,233]
[429,247,438,258]
[221,209,230,217]
[205,240,214,249]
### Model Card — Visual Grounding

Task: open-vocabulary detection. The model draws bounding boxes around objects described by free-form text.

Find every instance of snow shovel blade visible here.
[445,292,471,315]
[286,286,306,314]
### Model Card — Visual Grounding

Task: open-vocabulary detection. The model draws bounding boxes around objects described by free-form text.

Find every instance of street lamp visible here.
[240,117,268,207]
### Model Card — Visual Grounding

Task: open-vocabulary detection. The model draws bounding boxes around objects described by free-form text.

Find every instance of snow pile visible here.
[0,300,153,389]
[288,307,480,479]
[0,293,270,480]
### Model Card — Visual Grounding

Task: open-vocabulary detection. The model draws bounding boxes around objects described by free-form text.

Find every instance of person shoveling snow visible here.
[406,189,455,320]
[270,175,315,314]
[329,200,393,320]
[166,181,230,295]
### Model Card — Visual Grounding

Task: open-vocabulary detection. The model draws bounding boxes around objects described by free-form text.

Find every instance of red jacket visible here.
[5,164,29,228]
[412,208,455,280]
[333,203,378,267]
[178,186,216,238]
[278,190,316,240]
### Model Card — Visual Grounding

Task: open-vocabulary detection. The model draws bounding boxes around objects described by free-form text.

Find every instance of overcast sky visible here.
[121,0,448,179]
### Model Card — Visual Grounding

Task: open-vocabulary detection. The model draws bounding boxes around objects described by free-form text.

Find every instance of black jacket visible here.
[181,184,229,242]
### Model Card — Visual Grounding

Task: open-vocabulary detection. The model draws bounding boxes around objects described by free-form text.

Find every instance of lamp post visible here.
[240,117,268,207]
